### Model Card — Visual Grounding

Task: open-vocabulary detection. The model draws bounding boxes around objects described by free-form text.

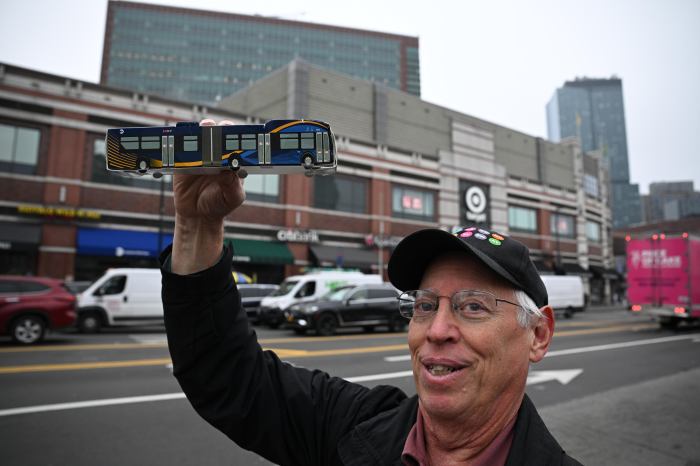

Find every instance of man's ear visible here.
[529,305,554,363]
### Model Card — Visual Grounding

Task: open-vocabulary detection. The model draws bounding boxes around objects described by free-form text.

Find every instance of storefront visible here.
[226,238,294,284]
[0,223,41,275]
[74,227,174,280]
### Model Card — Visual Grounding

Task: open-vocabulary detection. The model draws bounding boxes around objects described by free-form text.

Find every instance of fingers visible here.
[238,168,248,179]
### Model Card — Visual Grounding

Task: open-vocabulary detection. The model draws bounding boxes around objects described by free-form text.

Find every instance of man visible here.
[161,120,581,465]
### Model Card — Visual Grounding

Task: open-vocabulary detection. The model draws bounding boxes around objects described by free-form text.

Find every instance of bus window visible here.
[184,136,198,152]
[225,135,239,150]
[280,133,299,150]
[241,134,256,150]
[301,132,315,149]
[141,136,160,150]
[121,136,139,150]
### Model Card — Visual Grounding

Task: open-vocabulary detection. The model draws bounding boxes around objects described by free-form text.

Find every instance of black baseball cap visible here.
[388,226,548,308]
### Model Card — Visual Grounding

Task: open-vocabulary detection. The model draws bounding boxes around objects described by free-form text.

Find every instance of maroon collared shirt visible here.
[401,407,516,466]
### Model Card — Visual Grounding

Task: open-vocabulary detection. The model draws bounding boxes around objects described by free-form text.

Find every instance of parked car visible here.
[0,275,77,344]
[237,284,279,324]
[540,275,586,318]
[260,270,382,328]
[284,283,402,336]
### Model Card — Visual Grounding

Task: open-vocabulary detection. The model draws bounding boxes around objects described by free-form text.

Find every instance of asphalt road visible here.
[1,308,699,465]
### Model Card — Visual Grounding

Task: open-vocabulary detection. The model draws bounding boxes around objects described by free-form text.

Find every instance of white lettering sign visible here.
[277,229,320,243]
[630,249,682,269]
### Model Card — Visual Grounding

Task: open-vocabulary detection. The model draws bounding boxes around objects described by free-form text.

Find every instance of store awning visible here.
[558,262,592,277]
[310,245,378,270]
[226,238,294,265]
[77,227,172,258]
[0,223,41,250]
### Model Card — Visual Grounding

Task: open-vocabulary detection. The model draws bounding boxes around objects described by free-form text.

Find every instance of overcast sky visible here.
[1,0,698,194]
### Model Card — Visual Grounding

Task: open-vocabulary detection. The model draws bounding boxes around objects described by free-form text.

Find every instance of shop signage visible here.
[364,234,402,249]
[459,180,490,226]
[115,246,151,257]
[18,205,101,220]
[276,229,320,243]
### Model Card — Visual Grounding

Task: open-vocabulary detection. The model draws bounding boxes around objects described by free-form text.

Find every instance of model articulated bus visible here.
[105,119,336,177]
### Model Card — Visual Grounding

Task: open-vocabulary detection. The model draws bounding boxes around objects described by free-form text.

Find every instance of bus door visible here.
[315,132,331,163]
[258,133,270,165]
[161,135,174,167]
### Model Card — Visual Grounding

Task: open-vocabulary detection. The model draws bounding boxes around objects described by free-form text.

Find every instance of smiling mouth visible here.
[426,364,463,376]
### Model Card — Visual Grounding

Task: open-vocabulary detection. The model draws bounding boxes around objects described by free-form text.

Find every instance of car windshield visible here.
[268,280,299,297]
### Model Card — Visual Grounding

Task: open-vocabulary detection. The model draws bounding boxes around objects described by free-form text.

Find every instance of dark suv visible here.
[238,284,279,324]
[284,283,403,336]
[0,275,77,344]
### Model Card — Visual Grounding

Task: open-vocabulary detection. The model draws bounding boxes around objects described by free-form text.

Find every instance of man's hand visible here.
[171,119,247,274]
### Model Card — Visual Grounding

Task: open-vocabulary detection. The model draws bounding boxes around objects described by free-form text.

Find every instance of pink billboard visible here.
[627,238,690,307]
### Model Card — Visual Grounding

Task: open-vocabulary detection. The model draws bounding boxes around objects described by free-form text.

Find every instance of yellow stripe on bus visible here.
[174,161,203,167]
[270,120,328,133]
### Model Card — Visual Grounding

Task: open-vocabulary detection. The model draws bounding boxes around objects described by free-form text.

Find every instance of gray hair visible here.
[514,290,546,328]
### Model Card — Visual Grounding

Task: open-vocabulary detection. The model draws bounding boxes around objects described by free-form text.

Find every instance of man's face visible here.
[407,252,538,424]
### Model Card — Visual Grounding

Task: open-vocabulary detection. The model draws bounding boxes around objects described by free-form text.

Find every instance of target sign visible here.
[460,181,490,224]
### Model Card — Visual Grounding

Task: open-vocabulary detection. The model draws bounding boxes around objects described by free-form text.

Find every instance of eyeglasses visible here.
[397,289,521,320]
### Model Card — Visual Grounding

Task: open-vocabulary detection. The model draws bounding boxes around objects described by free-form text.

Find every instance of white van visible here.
[540,275,586,318]
[259,271,382,328]
[76,268,163,332]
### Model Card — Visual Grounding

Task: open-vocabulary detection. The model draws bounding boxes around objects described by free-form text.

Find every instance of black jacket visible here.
[161,246,582,466]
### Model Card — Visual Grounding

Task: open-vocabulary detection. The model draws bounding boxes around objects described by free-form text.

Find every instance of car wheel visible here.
[230,157,240,171]
[316,314,337,336]
[659,317,679,330]
[137,157,149,173]
[78,311,103,333]
[363,326,375,333]
[293,328,307,335]
[11,315,46,345]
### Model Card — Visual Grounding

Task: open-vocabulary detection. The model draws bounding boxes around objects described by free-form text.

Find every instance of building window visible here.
[586,220,601,242]
[245,174,279,202]
[0,123,40,174]
[551,212,576,238]
[392,185,435,221]
[584,174,599,197]
[508,206,537,232]
[314,174,368,213]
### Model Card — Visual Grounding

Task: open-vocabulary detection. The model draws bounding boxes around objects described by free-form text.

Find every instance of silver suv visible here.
[238,284,279,324]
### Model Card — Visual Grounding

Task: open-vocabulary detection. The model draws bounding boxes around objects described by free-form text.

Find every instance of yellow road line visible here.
[555,323,657,336]
[0,358,172,374]
[0,343,168,353]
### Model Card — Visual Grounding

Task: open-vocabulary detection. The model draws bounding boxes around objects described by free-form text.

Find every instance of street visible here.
[1,307,699,465]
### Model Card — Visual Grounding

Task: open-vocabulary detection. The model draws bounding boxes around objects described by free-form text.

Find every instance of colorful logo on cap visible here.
[455,226,506,247]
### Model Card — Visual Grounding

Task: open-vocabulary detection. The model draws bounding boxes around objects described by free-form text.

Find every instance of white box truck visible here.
[259,270,382,328]
[76,268,163,332]
[540,275,586,318]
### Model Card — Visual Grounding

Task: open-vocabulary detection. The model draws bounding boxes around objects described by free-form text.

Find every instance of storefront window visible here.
[0,123,40,174]
[392,185,435,221]
[314,174,368,213]
[551,212,576,238]
[508,206,537,232]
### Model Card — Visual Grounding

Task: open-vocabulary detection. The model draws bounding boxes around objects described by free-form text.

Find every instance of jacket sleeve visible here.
[160,245,406,466]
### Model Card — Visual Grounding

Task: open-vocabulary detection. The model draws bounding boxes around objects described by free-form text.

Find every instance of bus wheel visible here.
[137,158,150,173]
[302,154,314,169]
[229,158,240,171]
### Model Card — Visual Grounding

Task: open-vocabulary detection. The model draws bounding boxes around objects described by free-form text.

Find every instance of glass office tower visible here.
[101,1,421,104]
[547,77,641,228]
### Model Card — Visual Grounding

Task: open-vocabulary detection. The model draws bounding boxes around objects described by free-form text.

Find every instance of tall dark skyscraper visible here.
[101,1,420,104]
[547,77,641,228]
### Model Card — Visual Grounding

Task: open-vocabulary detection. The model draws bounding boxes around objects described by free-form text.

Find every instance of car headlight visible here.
[304,305,319,313]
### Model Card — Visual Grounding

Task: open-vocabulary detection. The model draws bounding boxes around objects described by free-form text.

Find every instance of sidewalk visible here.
[540,367,700,465]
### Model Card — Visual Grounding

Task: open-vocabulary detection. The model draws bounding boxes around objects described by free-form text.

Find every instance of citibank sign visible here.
[460,180,490,225]
[277,229,320,243]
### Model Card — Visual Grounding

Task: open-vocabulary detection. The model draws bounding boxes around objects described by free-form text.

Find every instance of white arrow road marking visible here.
[526,369,583,386]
